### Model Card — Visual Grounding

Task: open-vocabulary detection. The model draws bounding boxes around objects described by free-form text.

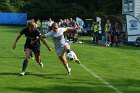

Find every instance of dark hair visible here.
[51,22,58,30]
[52,22,57,27]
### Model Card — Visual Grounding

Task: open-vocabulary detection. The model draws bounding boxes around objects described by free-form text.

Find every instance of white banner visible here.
[76,17,84,29]
[126,15,140,41]
[96,17,102,34]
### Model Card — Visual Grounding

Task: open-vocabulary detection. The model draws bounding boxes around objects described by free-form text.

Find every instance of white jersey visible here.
[48,21,54,26]
[45,28,67,49]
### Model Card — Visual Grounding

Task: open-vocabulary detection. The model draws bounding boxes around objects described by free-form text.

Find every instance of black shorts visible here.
[24,43,40,53]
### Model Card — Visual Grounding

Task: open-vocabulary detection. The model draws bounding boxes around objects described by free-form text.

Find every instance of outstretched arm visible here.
[40,36,53,51]
[66,27,79,31]
[12,34,22,50]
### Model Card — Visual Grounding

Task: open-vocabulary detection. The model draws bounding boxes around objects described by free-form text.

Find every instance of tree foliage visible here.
[0,0,122,19]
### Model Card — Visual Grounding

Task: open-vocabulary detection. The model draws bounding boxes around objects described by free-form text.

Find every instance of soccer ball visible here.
[66,52,74,61]
[106,44,110,47]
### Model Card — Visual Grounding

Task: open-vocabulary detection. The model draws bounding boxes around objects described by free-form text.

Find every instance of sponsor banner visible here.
[126,15,140,41]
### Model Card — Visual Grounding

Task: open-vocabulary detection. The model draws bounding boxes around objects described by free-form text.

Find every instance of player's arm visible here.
[66,27,79,31]
[39,36,53,51]
[12,34,22,50]
[62,27,79,32]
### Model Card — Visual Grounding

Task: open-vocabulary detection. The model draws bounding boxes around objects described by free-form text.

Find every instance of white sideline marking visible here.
[80,64,123,93]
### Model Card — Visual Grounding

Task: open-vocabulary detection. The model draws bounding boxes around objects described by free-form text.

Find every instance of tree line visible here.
[0,0,122,19]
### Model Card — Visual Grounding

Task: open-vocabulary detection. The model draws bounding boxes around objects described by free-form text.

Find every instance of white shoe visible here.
[39,62,44,68]
[71,51,80,64]
[68,68,71,76]
[20,72,25,76]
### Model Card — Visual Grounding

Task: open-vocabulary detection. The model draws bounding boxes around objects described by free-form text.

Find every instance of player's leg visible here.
[34,52,43,68]
[30,51,34,59]
[56,48,71,75]
[20,48,32,76]
[108,33,112,45]
[33,46,43,68]
[95,32,99,44]
[93,33,96,44]
[59,55,71,75]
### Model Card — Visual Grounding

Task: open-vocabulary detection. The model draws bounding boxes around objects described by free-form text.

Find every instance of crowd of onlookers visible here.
[29,18,123,47]
[30,18,80,43]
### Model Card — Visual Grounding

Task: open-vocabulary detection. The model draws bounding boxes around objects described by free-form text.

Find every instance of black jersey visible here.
[20,27,41,51]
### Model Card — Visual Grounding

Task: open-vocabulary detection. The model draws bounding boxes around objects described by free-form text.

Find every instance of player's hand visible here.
[48,47,53,51]
[12,44,16,50]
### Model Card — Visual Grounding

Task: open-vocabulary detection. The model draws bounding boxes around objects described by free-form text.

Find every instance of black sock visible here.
[22,59,28,72]
[66,49,71,53]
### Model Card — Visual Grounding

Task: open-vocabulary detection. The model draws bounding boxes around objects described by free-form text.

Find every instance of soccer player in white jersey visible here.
[45,22,80,75]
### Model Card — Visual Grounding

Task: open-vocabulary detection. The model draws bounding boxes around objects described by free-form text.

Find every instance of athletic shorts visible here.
[55,43,69,57]
[24,43,40,53]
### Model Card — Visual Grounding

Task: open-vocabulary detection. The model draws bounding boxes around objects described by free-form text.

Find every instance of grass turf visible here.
[0,26,140,93]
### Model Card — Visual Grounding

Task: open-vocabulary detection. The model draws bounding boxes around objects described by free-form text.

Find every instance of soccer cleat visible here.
[75,59,80,64]
[71,51,80,64]
[39,62,44,68]
[68,68,71,76]
[20,72,25,76]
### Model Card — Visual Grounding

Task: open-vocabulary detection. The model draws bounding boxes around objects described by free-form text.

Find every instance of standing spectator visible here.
[59,19,63,27]
[72,20,79,43]
[111,22,120,46]
[92,21,99,45]
[48,18,54,27]
[42,20,46,33]
[36,19,41,30]
[105,20,112,46]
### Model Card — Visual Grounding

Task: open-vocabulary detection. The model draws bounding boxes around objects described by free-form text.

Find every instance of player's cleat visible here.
[68,68,71,76]
[20,72,25,76]
[39,62,44,68]
[72,51,80,64]
[75,59,80,64]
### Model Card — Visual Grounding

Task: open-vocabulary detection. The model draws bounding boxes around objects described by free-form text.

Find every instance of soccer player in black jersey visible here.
[12,21,52,76]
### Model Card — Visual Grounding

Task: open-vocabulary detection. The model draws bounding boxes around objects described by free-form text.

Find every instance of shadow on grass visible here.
[0,72,65,80]
[0,56,24,59]
[0,72,19,76]
[1,71,140,93]
[27,73,65,80]
[6,78,140,93]
[6,85,114,93]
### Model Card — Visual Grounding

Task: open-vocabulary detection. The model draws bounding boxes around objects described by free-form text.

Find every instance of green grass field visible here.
[0,26,140,93]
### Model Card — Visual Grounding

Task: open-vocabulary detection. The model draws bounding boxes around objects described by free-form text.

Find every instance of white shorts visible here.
[55,43,69,57]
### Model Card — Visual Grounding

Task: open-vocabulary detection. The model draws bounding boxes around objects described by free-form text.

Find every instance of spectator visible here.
[92,21,99,45]
[105,20,112,47]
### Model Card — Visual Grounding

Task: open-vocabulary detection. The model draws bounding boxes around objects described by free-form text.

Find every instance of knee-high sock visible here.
[64,63,70,71]
[22,59,28,72]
